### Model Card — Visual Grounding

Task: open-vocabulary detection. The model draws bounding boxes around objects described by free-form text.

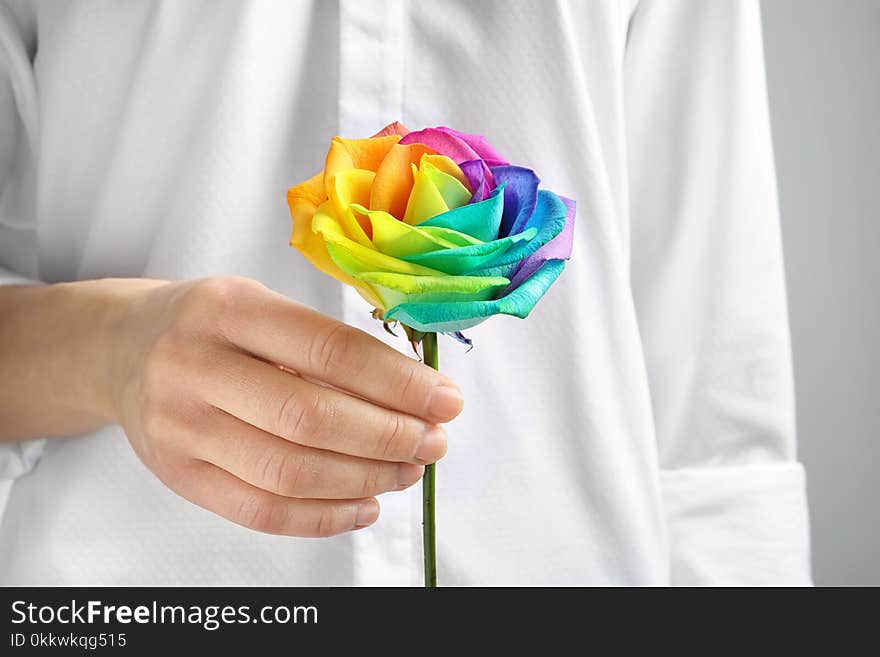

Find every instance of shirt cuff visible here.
[660,462,812,586]
[0,266,46,482]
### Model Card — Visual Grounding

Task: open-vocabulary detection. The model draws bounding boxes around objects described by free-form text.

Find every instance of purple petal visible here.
[506,196,576,290]
[460,160,493,202]
[444,330,474,350]
[491,165,540,237]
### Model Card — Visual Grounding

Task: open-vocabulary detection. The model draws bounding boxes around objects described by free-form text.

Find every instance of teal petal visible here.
[466,190,567,278]
[384,259,566,333]
[417,185,505,241]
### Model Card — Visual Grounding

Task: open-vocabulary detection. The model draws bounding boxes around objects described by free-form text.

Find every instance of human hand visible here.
[109,276,463,537]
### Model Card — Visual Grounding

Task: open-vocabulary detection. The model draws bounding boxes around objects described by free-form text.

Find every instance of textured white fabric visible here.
[0,0,810,585]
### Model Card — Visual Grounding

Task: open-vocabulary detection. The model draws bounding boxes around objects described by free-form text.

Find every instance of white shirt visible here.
[0,0,811,585]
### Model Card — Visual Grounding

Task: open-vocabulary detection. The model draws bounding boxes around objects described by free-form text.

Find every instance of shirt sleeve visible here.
[0,0,46,484]
[624,0,811,585]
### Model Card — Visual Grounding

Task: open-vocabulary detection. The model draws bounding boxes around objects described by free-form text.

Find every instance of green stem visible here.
[421,332,438,588]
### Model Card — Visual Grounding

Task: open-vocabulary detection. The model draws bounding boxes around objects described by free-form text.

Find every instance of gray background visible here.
[761,0,879,586]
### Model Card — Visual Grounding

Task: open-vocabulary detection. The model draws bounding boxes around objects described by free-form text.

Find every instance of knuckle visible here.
[277,389,327,444]
[143,327,183,386]
[257,448,287,494]
[182,276,263,323]
[398,366,420,401]
[314,507,344,538]
[360,461,384,498]
[139,398,168,439]
[378,413,409,460]
[307,323,359,376]
[237,493,282,534]
[261,449,310,496]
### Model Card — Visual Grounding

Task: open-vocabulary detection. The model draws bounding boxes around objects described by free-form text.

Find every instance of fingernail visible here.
[355,499,380,529]
[414,425,447,465]
[397,463,426,490]
[428,384,464,422]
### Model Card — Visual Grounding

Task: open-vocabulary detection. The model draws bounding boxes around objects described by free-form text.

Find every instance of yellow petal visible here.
[289,196,383,308]
[419,157,473,211]
[421,153,472,191]
[404,162,448,225]
[313,205,445,278]
[351,204,461,257]
[327,169,375,247]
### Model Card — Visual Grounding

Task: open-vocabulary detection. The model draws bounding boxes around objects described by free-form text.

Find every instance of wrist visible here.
[56,277,169,427]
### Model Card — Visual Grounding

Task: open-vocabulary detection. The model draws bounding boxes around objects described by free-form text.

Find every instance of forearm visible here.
[0,278,165,441]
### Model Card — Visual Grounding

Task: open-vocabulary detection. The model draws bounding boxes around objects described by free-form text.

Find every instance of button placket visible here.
[338,0,415,586]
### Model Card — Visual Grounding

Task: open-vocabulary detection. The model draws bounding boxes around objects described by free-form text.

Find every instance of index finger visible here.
[222,285,464,423]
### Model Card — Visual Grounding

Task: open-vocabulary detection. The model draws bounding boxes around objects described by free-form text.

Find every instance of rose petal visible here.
[370,143,435,220]
[399,225,538,275]
[399,128,496,189]
[491,165,540,237]
[466,190,568,278]
[506,196,575,290]
[371,121,410,138]
[418,184,504,242]
[421,153,472,192]
[403,160,472,224]
[323,134,401,191]
[327,169,375,246]
[313,207,445,278]
[356,271,509,308]
[383,259,566,333]
[434,126,509,167]
[352,204,467,257]
[459,160,493,202]
[288,196,383,308]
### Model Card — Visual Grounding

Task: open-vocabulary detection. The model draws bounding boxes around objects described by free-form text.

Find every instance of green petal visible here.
[423,161,472,210]
[384,259,566,333]
[399,226,537,275]
[356,271,509,308]
[403,163,445,225]
[418,225,483,247]
[351,204,482,258]
[313,209,445,277]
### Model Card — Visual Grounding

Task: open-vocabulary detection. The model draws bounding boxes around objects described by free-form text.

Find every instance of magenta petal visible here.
[506,196,576,290]
[400,128,497,192]
[400,128,481,163]
[435,126,510,167]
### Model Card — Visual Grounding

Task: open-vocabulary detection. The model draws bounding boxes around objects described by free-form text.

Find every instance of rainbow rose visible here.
[287,122,575,337]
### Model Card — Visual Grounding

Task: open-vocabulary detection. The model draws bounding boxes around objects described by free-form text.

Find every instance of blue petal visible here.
[491,165,540,237]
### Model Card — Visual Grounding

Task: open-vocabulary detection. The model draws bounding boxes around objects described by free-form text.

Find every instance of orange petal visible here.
[370,142,437,220]
[323,134,401,191]
[287,170,325,207]
[371,121,410,138]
